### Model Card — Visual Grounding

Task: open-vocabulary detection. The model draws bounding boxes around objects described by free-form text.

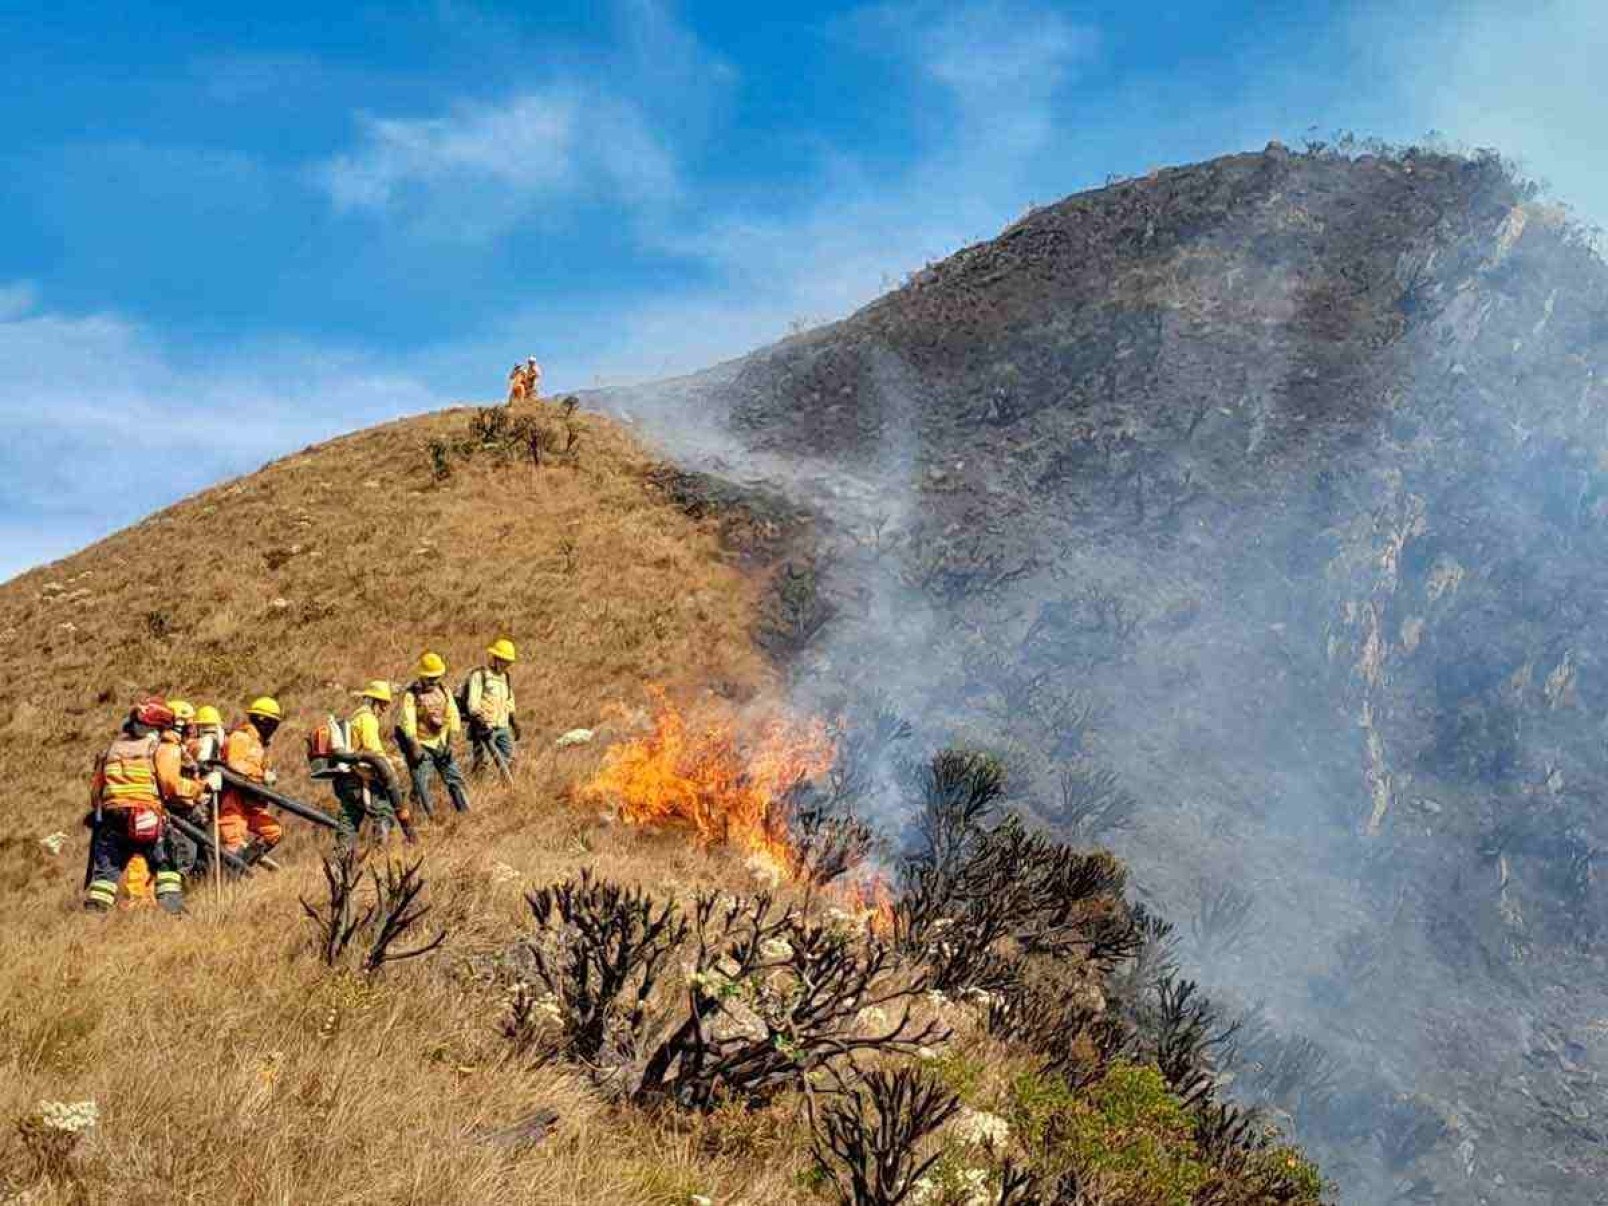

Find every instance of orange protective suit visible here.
[218,722,283,854]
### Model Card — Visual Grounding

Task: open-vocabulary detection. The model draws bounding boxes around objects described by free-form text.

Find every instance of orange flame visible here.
[841,873,897,934]
[583,686,836,884]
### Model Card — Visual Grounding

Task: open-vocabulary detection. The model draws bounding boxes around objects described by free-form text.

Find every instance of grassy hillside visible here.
[0,398,788,1202]
[0,397,1323,1204]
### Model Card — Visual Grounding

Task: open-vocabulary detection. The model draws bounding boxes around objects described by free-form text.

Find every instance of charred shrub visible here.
[898,751,1137,993]
[1054,761,1136,843]
[1022,585,1140,672]
[809,1068,961,1206]
[761,560,834,658]
[299,850,447,974]
[1190,879,1258,958]
[634,891,945,1110]
[1376,1096,1447,1172]
[522,870,688,1063]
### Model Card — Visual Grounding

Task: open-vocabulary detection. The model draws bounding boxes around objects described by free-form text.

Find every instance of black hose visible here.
[216,767,340,830]
[167,811,253,875]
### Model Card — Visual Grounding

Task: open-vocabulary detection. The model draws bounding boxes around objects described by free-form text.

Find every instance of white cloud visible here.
[572,0,1099,384]
[1363,0,1608,227]
[0,304,442,582]
[316,89,677,229]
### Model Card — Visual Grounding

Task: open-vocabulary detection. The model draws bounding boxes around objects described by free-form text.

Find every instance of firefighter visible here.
[123,699,199,902]
[398,652,470,817]
[466,638,520,776]
[84,697,201,914]
[188,705,227,768]
[219,697,285,865]
[168,699,196,742]
[332,681,412,851]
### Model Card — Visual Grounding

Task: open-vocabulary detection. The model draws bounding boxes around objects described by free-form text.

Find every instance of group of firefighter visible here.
[84,638,521,914]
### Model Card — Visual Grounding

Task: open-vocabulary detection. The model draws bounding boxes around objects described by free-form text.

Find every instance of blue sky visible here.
[1,0,1603,579]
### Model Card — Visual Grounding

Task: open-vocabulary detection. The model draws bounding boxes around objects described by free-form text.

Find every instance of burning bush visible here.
[582,686,836,885]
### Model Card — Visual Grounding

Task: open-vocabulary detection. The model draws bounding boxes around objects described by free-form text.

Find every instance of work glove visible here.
[263,770,278,787]
[204,770,223,793]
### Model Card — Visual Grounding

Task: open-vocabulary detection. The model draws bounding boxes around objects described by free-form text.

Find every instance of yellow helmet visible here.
[417,651,447,679]
[195,705,223,728]
[167,699,196,723]
[247,696,283,720]
[487,637,518,663]
[362,680,394,704]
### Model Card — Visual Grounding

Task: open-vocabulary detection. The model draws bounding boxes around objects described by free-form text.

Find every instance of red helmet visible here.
[132,695,176,729]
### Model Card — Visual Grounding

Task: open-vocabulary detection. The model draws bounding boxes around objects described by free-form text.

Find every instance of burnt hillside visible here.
[603,145,1608,1204]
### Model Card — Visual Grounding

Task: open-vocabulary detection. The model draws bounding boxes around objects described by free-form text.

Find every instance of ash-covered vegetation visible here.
[603,140,1608,1203]
[488,746,1325,1205]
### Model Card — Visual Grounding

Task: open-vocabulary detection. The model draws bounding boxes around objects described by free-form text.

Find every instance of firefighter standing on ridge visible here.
[333,680,414,850]
[219,697,285,865]
[506,356,541,404]
[84,697,200,914]
[398,652,470,817]
[466,638,520,777]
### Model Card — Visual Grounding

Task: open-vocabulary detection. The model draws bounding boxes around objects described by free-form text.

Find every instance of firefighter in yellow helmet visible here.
[333,681,414,850]
[188,705,227,767]
[398,652,470,817]
[465,638,519,777]
[218,696,285,864]
[84,697,201,913]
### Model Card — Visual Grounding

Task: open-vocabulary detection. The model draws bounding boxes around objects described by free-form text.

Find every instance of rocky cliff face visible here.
[602,145,1608,1203]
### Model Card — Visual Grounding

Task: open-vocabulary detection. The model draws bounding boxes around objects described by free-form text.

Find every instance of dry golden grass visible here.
[0,400,819,1203]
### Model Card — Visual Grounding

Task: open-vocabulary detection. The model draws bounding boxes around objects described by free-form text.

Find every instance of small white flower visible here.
[960,1166,992,1206]
[39,831,69,856]
[37,1100,98,1134]
[856,1005,889,1030]
[953,1107,1010,1148]
[963,987,1000,1012]
[745,854,783,887]
[760,937,794,962]
[824,906,858,932]
[690,1196,714,1206]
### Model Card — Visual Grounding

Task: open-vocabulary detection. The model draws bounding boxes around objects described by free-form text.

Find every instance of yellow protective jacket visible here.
[345,703,392,783]
[400,682,460,752]
[466,666,516,729]
[348,703,386,756]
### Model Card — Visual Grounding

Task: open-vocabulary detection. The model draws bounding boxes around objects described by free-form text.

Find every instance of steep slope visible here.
[0,401,792,1202]
[0,400,1317,1204]
[599,145,1608,1203]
